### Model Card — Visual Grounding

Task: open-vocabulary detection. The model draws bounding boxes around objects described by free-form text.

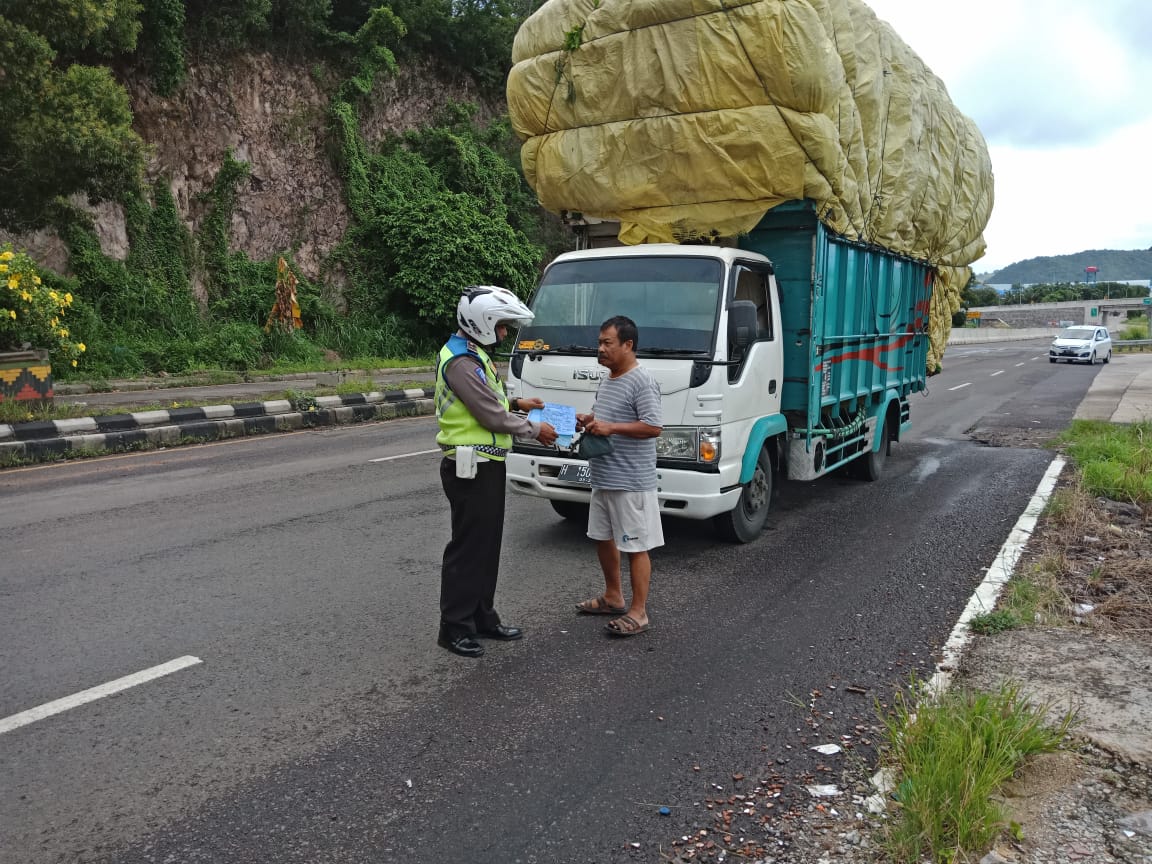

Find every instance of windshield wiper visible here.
[550,343,598,354]
[639,347,709,356]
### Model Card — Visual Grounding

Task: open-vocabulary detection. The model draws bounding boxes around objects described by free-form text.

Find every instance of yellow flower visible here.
[59,328,68,337]
[65,293,73,304]
[33,276,41,285]
[72,359,78,367]
[78,342,86,352]
[6,275,18,289]
[0,264,7,273]
[0,250,13,261]
[20,291,31,302]
[48,290,58,301]
[51,317,58,326]
[8,310,14,319]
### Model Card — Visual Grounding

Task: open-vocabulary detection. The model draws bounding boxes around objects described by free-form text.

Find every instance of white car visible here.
[1049,325,1112,364]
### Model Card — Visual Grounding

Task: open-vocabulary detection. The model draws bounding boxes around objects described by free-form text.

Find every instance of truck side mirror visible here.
[728,300,758,352]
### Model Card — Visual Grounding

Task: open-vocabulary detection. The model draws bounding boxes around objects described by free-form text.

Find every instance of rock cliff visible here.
[2,54,494,287]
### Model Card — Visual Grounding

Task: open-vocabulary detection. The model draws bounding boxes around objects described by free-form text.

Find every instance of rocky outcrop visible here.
[1,54,494,285]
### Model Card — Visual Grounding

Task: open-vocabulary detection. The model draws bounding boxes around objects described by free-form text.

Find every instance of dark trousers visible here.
[439,456,506,637]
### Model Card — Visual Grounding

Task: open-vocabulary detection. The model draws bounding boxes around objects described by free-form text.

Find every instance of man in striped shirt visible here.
[575,316,664,637]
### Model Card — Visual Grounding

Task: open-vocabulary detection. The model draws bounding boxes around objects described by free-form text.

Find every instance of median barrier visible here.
[0,389,435,466]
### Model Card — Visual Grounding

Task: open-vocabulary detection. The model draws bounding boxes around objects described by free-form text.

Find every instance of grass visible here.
[879,679,1076,863]
[1058,420,1152,503]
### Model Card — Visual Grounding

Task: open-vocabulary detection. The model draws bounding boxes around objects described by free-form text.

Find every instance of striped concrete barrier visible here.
[0,389,435,465]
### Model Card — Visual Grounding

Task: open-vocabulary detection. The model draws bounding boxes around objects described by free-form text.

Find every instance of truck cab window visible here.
[733,265,772,340]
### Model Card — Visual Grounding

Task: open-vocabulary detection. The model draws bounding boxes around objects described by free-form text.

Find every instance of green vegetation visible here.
[879,680,1075,863]
[0,0,563,381]
[1058,420,1152,503]
[985,248,1152,285]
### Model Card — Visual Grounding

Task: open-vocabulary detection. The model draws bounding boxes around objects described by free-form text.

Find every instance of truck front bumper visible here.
[506,453,742,521]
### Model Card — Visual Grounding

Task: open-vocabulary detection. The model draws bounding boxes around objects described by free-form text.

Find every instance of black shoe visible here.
[476,624,523,641]
[437,633,485,658]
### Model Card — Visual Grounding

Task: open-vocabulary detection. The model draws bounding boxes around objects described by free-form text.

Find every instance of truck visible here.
[504,199,933,542]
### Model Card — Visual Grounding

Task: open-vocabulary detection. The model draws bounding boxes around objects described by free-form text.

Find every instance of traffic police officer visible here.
[435,286,557,657]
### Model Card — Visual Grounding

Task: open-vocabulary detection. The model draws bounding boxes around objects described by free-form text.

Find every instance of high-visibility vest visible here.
[435,334,512,461]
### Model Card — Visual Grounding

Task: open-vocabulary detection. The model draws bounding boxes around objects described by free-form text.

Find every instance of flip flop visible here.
[604,614,650,637]
[575,596,627,615]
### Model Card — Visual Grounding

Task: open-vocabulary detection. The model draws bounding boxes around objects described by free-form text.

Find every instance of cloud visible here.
[865,0,1152,148]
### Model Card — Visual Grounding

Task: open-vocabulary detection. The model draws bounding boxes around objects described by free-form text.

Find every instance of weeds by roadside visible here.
[878,679,1077,864]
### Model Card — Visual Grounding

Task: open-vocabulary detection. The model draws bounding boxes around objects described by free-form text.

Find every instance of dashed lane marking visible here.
[369,448,441,463]
[0,656,203,735]
[991,371,1004,377]
[948,382,972,391]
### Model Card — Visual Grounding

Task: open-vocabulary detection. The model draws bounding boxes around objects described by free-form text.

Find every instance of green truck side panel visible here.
[737,201,932,439]
[739,413,789,483]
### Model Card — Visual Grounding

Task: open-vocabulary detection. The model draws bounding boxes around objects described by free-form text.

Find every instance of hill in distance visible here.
[979,248,1152,284]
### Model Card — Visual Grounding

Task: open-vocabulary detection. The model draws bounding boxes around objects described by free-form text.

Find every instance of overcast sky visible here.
[864,0,1152,274]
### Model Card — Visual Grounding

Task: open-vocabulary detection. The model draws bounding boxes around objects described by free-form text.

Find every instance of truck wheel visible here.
[550,500,589,522]
[854,415,890,482]
[714,447,772,543]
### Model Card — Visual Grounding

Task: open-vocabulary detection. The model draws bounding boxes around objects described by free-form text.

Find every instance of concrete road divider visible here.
[0,389,435,465]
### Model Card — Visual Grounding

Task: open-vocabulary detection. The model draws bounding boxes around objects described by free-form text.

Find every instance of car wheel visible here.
[1104,351,1111,364]
[714,446,772,543]
[1088,351,1096,365]
[1049,358,1056,364]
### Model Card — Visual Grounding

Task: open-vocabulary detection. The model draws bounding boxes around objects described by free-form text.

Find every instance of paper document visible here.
[528,402,577,447]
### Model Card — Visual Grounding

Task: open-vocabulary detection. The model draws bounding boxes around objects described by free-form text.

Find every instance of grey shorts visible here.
[587,488,665,553]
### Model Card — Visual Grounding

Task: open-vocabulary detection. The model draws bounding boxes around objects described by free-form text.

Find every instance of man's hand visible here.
[575,412,593,431]
[519,397,545,411]
[582,417,613,437]
[536,422,558,446]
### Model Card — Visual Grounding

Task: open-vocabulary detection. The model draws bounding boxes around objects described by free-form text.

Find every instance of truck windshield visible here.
[520,256,722,355]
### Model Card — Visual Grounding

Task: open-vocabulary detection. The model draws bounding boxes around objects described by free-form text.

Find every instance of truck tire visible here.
[854,415,890,482]
[550,500,590,522]
[714,446,772,543]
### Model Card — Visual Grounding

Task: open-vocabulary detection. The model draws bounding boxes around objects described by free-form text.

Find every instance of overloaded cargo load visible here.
[507,0,994,371]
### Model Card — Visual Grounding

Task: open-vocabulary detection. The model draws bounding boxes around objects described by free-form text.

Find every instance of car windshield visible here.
[518,256,723,355]
[1059,327,1096,339]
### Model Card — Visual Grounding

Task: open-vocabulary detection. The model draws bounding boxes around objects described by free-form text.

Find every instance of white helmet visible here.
[456,285,534,346]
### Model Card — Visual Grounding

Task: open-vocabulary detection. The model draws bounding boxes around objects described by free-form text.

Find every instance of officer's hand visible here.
[519,397,545,411]
[536,422,558,446]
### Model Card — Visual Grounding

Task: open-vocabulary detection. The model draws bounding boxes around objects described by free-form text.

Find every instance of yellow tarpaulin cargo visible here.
[508,0,994,371]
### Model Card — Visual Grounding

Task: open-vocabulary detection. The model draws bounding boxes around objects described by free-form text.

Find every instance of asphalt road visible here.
[0,339,1097,863]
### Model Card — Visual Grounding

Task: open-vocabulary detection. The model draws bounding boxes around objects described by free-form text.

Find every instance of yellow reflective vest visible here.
[435,334,512,461]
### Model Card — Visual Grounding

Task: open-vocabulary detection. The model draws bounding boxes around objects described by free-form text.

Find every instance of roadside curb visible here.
[0,389,435,465]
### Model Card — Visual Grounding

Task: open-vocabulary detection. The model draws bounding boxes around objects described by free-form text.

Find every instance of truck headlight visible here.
[654,427,721,463]
[655,427,698,460]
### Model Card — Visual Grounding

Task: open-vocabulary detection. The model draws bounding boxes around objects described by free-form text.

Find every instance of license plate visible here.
[556,463,592,486]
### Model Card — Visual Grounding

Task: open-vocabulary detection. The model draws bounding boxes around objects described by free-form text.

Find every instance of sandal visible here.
[604,614,650,637]
[575,596,627,615]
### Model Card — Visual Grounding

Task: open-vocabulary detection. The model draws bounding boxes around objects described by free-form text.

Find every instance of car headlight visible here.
[655,427,697,460]
[655,427,721,463]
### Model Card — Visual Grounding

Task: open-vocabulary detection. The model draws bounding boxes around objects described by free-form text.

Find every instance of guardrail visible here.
[1115,339,1152,351]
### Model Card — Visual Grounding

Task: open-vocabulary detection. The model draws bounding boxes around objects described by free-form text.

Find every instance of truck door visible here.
[727,263,782,417]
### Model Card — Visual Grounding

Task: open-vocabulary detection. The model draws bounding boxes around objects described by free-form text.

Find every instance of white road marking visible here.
[948,382,972,391]
[369,448,440,463]
[990,370,1004,377]
[928,457,1065,696]
[0,656,202,735]
[1016,363,1026,367]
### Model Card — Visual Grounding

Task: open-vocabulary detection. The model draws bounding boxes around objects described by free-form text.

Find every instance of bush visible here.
[0,246,86,368]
